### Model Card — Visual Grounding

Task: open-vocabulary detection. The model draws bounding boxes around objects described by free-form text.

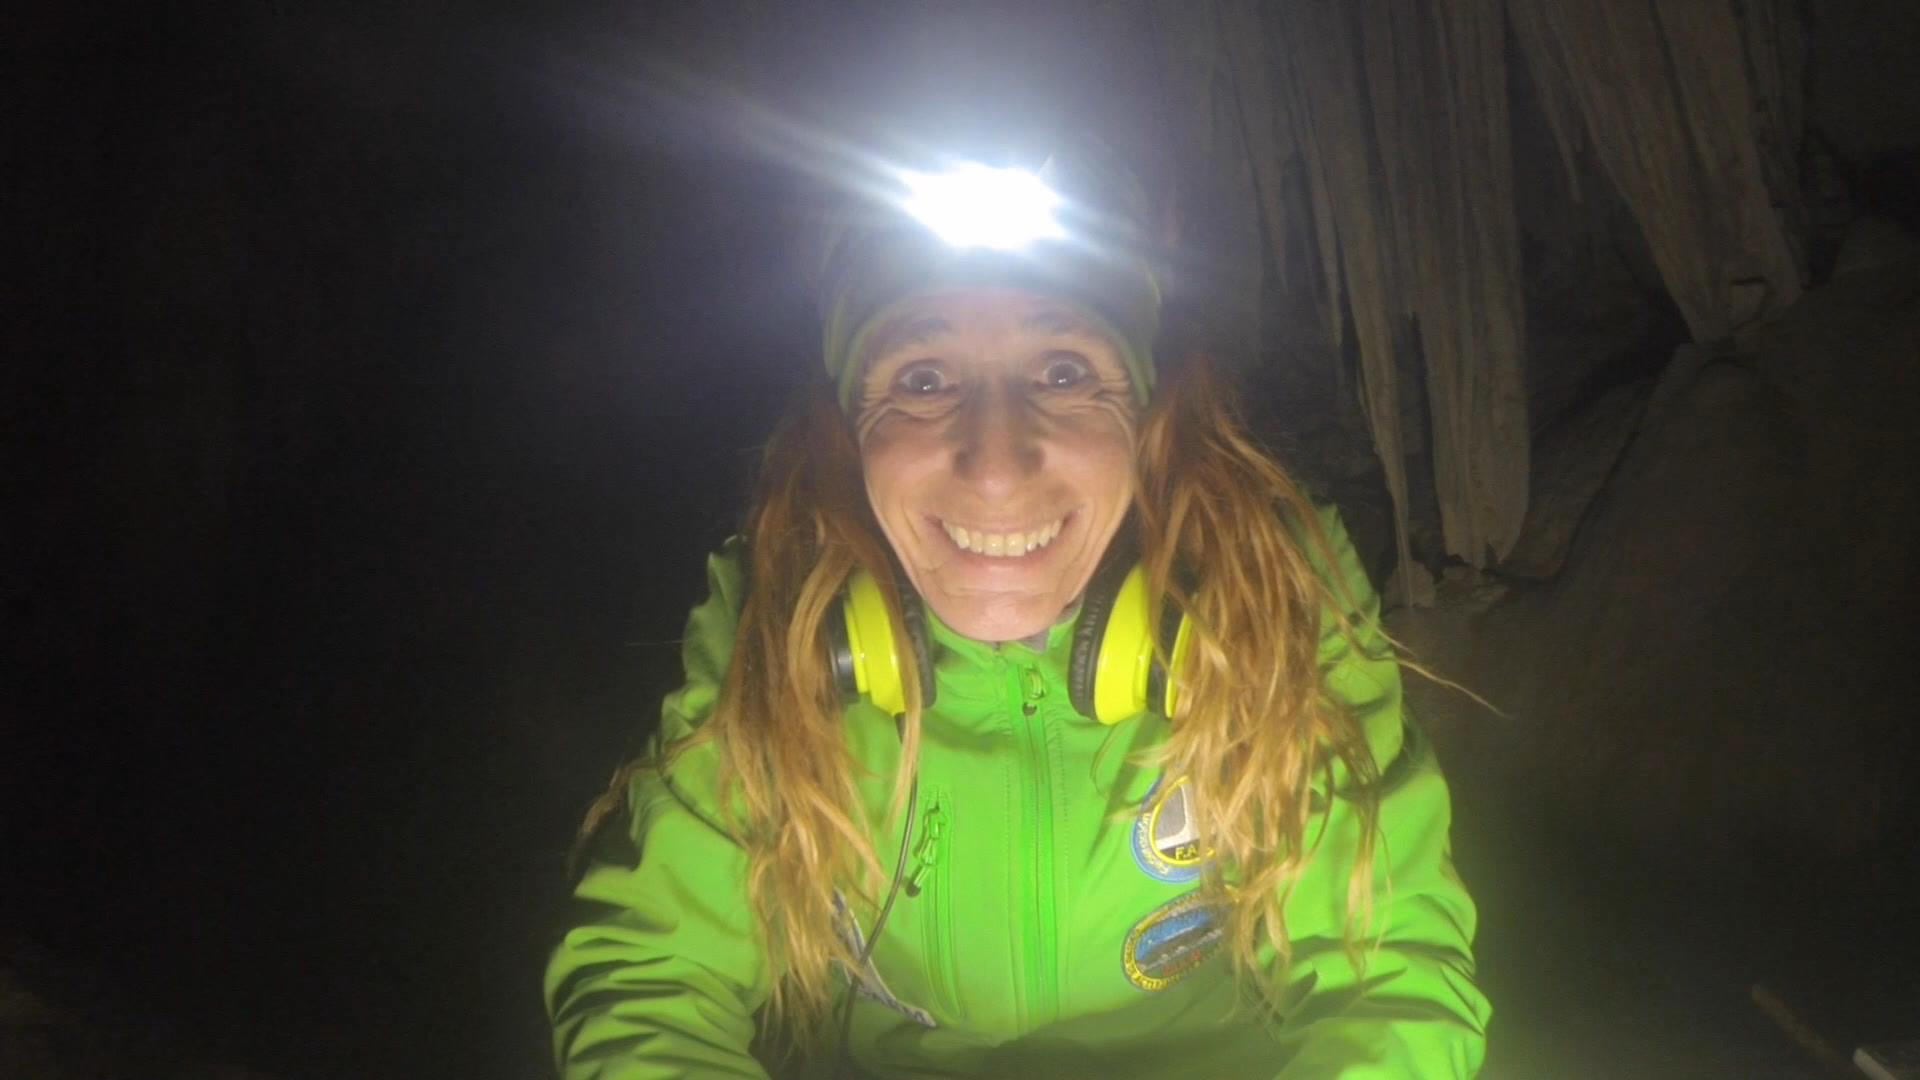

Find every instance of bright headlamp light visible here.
[818,144,1162,407]
[899,164,1066,251]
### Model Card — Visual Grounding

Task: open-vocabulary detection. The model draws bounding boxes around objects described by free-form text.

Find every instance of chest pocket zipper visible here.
[905,789,960,1019]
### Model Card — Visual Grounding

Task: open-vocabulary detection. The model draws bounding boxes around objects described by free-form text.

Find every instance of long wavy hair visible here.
[587,350,1384,1050]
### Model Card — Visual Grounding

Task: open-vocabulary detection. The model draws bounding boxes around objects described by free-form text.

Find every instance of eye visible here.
[1040,353,1092,389]
[895,363,951,396]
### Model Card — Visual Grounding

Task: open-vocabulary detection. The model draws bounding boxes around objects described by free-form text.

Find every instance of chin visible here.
[926,594,1063,644]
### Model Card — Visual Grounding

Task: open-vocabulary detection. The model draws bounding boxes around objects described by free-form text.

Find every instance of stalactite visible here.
[1149,0,1805,588]
[1506,0,1588,202]
[1216,0,1302,297]
[1736,0,1808,272]
[1658,1,1805,318]
[1274,0,1426,603]
[1350,0,1531,568]
[1508,0,1805,341]
[1427,0,1529,565]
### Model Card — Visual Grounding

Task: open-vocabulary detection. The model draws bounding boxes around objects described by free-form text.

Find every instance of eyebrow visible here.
[863,308,1104,368]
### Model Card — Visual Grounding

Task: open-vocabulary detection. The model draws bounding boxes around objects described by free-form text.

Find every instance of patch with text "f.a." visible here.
[1132,775,1208,883]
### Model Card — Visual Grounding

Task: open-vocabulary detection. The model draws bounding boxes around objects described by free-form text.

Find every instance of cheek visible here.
[1063,402,1140,498]
[858,421,936,516]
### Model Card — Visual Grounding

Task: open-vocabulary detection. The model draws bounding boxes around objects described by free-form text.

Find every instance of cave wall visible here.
[1415,255,1920,869]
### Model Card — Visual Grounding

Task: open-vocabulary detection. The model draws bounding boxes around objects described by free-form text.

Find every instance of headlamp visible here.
[816,142,1162,407]
[898,165,1066,252]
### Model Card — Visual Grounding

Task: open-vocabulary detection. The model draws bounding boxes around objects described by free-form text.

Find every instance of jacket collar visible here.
[922,600,1084,666]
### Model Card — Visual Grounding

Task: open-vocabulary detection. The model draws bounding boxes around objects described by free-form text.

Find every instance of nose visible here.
[951,380,1043,500]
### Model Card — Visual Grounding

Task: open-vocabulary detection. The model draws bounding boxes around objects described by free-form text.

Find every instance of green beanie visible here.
[815,151,1162,409]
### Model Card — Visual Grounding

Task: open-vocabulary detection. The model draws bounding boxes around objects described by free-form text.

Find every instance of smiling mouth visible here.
[938,515,1066,558]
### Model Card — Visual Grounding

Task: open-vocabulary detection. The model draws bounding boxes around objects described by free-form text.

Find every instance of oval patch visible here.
[1132,776,1207,883]
[1122,892,1226,991]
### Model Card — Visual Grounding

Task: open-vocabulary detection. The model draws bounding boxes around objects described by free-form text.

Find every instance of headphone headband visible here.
[830,564,1185,724]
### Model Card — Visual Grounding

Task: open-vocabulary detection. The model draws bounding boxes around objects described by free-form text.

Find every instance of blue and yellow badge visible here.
[1122,892,1225,991]
[1132,776,1207,883]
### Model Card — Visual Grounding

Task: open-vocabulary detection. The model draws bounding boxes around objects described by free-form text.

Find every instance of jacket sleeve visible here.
[1269,509,1491,1078]
[544,542,772,1079]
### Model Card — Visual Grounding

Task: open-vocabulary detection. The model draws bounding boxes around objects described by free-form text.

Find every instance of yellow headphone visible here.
[825,557,1195,724]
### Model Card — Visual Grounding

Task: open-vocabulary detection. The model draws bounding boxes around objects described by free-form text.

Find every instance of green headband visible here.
[815,149,1163,409]
[819,227,1160,410]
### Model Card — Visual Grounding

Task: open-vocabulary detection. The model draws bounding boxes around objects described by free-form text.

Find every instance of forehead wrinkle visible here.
[867,315,954,360]
[1019,307,1101,335]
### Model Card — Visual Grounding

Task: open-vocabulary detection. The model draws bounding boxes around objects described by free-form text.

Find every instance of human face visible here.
[852,288,1140,642]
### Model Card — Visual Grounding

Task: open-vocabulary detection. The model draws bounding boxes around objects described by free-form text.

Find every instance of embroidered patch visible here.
[1122,892,1226,991]
[832,891,937,1028]
[1131,776,1207,883]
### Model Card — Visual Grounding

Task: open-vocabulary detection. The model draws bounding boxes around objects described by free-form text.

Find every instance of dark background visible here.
[9,6,811,1076]
[7,3,1919,1078]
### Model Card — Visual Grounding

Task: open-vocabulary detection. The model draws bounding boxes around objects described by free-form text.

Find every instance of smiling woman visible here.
[545,144,1490,1079]
[855,289,1138,642]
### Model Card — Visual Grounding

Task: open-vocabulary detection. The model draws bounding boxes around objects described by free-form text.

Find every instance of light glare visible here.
[900,165,1066,251]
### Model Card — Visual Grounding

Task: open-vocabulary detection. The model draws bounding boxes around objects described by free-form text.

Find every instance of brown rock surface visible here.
[1470,256,1918,858]
[1500,378,1653,580]
[1399,257,1920,1076]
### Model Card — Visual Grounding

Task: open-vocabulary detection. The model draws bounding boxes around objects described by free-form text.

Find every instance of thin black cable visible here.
[834,771,920,1073]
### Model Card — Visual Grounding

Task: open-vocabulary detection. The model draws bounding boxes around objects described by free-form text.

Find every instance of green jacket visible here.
[546,509,1489,1078]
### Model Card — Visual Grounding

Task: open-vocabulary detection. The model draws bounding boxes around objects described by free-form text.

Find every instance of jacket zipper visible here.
[1011,658,1058,1027]
[904,790,958,1016]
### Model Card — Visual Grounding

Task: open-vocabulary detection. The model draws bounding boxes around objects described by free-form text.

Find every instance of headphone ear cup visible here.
[837,568,936,717]
[1071,557,1141,722]
[1074,561,1194,724]
[840,569,906,717]
[1146,595,1190,719]
[897,593,937,712]
[1067,597,1110,721]
[827,594,860,702]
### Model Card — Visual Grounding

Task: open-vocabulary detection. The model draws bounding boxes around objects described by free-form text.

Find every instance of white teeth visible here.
[941,517,1065,558]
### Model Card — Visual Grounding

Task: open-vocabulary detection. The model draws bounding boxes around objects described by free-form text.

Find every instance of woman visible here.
[546,146,1489,1078]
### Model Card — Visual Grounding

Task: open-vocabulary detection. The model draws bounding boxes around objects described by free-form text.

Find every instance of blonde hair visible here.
[586,352,1383,1054]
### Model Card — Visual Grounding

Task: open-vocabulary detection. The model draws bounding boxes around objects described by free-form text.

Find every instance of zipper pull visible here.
[1022,665,1045,715]
[904,799,948,897]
